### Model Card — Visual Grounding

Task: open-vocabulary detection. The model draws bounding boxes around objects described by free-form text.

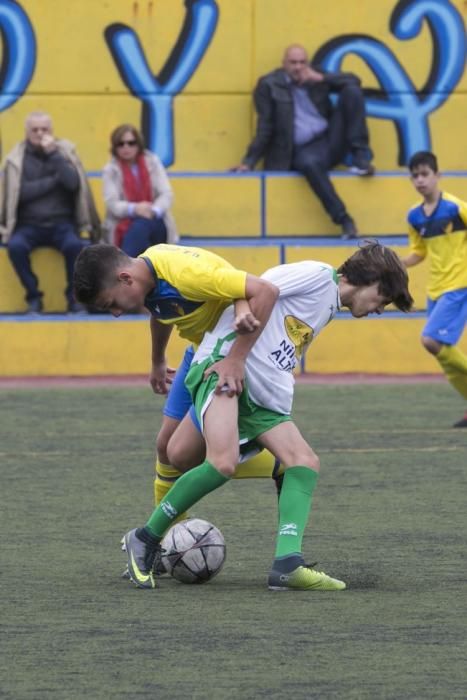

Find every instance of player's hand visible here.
[234,310,260,334]
[135,202,154,219]
[149,362,176,395]
[41,134,57,153]
[204,357,245,397]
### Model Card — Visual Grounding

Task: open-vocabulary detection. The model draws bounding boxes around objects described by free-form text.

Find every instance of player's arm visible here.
[205,275,279,396]
[233,299,260,334]
[149,316,176,395]
[402,222,426,268]
[402,252,424,268]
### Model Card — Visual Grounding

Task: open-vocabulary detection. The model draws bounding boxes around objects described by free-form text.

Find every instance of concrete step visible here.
[86,170,467,237]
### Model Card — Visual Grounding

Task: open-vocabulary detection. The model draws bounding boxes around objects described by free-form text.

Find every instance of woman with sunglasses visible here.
[102,124,178,254]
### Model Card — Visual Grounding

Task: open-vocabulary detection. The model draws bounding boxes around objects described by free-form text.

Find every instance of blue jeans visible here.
[120,216,168,257]
[7,222,85,302]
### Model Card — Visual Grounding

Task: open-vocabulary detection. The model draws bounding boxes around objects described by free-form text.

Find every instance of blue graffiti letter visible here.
[0,0,36,112]
[105,0,219,166]
[314,0,466,164]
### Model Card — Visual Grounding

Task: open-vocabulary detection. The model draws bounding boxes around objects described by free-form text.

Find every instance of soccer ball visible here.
[161,518,226,584]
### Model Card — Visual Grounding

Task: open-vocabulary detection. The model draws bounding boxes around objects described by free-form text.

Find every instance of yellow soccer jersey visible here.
[407,191,467,300]
[139,244,247,345]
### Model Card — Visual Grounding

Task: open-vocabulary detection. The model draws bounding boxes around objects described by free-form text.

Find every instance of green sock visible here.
[275,466,319,560]
[146,460,229,538]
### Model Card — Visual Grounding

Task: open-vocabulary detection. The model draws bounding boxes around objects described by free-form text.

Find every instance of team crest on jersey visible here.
[284,316,314,356]
[267,316,314,372]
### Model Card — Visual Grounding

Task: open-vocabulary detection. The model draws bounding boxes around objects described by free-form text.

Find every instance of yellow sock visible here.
[154,459,188,521]
[234,449,284,479]
[437,345,467,399]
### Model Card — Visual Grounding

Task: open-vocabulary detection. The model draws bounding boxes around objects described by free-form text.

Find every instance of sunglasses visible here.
[117,139,137,147]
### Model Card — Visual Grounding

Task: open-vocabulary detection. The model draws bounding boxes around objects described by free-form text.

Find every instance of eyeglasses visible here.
[117,139,137,147]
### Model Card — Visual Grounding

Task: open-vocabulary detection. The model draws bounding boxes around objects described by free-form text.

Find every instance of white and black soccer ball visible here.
[161,518,226,584]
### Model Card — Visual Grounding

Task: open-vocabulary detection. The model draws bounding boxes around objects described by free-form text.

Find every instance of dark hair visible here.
[73,244,131,305]
[338,241,413,312]
[110,124,145,157]
[408,151,438,173]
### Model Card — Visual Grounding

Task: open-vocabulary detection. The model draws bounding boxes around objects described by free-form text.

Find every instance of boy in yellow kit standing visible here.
[403,151,467,427]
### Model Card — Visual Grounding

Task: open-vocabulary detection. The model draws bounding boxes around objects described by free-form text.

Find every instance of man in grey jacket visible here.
[0,111,101,313]
[234,45,374,239]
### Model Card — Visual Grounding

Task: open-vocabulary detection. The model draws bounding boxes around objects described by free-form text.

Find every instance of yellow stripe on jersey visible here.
[407,192,467,300]
[140,244,247,345]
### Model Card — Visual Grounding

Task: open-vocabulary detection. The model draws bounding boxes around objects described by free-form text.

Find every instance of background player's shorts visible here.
[163,345,200,431]
[423,288,467,345]
[186,356,290,458]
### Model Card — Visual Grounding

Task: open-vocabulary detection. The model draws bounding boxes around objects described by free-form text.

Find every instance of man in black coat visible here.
[234,45,374,239]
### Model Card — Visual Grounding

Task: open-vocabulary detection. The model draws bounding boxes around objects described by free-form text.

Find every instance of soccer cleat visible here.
[122,528,158,589]
[152,546,168,576]
[453,412,467,428]
[268,564,346,591]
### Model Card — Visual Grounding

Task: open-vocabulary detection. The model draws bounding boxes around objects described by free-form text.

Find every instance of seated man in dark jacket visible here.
[234,45,374,239]
[0,111,101,313]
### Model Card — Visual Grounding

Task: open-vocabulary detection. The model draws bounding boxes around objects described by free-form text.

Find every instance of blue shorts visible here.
[163,345,200,430]
[423,288,467,345]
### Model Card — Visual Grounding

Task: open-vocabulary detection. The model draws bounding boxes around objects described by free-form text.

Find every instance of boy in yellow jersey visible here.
[403,152,467,427]
[73,243,283,514]
[121,242,413,591]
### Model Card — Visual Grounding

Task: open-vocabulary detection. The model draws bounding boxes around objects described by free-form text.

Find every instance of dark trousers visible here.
[291,84,370,224]
[7,222,85,303]
[120,216,168,257]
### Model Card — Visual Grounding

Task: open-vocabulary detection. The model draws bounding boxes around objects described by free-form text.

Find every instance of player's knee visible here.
[166,441,197,472]
[288,449,320,472]
[304,452,320,472]
[421,335,441,355]
[210,454,239,478]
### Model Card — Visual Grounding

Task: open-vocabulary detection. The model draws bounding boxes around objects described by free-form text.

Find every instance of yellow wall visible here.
[0,0,465,171]
[1,315,465,377]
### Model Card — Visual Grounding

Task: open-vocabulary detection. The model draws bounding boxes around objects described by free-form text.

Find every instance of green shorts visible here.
[186,355,290,456]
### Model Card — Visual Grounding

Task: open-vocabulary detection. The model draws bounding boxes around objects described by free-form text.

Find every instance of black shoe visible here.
[453,413,467,428]
[67,301,86,314]
[26,298,43,314]
[349,152,375,176]
[340,216,358,240]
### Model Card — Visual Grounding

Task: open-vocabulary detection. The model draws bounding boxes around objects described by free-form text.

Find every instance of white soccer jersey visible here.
[192,261,340,414]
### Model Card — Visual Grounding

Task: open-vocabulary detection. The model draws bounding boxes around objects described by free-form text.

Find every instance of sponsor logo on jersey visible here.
[268,339,297,371]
